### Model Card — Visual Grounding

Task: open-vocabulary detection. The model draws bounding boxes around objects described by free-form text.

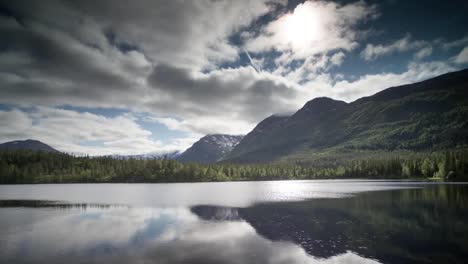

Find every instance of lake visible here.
[0,180,467,264]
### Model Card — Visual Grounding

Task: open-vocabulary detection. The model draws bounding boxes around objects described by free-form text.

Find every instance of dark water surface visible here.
[0,180,467,264]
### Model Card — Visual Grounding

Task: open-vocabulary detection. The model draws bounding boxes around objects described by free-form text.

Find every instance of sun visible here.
[276,2,324,50]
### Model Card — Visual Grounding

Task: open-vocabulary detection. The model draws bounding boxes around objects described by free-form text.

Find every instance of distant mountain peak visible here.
[177,134,244,163]
[0,139,60,153]
[111,150,181,160]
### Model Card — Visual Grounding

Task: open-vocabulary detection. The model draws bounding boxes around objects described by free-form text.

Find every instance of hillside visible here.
[0,139,60,153]
[177,134,244,163]
[224,69,468,163]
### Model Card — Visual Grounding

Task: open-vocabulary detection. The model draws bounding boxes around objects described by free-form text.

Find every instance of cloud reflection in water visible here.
[0,205,380,264]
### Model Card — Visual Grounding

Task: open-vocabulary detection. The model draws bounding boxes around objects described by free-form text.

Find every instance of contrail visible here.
[244,49,261,73]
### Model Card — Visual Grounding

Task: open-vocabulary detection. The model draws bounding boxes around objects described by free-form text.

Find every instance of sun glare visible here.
[280,3,323,49]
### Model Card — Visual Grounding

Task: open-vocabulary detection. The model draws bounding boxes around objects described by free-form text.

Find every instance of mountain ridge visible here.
[111,151,181,160]
[223,68,468,163]
[0,139,60,153]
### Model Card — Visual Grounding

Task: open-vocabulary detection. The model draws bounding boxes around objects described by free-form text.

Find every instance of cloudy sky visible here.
[0,0,467,155]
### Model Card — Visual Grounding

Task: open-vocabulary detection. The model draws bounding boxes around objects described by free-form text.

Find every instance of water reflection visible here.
[1,184,467,264]
[194,185,468,263]
[0,199,124,209]
[0,202,378,264]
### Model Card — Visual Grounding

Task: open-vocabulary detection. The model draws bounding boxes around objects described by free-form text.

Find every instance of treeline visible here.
[0,150,467,184]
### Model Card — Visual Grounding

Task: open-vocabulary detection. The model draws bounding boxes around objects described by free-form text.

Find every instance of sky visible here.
[0,0,467,155]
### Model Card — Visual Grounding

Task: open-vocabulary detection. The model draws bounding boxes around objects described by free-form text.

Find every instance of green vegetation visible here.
[1,150,467,184]
[225,70,468,163]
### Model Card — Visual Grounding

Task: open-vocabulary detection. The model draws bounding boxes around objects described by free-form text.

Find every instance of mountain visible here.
[112,151,181,160]
[0,139,60,153]
[177,134,244,163]
[133,151,181,159]
[224,69,468,163]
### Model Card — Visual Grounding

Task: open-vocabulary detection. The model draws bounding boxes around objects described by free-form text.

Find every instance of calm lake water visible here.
[0,180,467,264]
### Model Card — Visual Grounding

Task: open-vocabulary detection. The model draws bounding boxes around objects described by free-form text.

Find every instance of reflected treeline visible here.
[191,186,468,264]
[0,199,126,210]
[192,206,242,221]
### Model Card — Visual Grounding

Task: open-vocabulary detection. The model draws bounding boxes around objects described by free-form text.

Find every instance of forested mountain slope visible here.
[224,69,468,163]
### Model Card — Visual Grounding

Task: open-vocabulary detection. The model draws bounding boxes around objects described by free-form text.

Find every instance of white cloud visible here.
[277,55,330,83]
[0,107,195,155]
[245,1,377,59]
[361,35,430,61]
[414,47,433,59]
[300,60,455,102]
[272,51,346,84]
[442,35,468,50]
[0,109,32,137]
[64,0,285,70]
[1,0,286,71]
[454,46,468,64]
[330,52,346,65]
[146,116,251,136]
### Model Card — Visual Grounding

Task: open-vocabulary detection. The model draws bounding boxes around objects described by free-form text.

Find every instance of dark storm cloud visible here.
[0,9,148,107]
[149,64,196,94]
[0,0,297,124]
[1,24,130,89]
[148,63,297,121]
